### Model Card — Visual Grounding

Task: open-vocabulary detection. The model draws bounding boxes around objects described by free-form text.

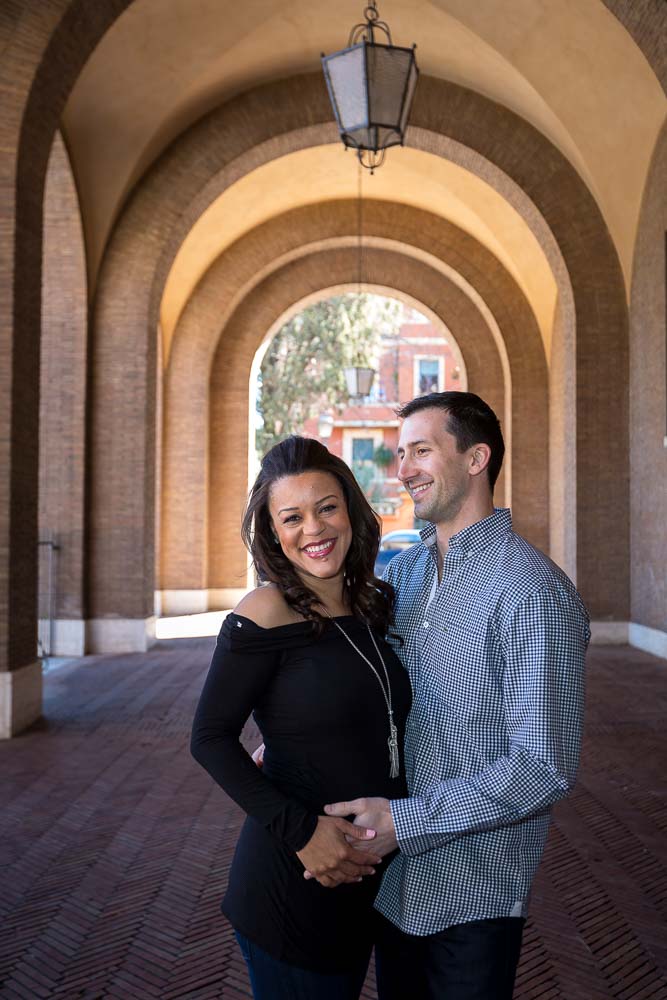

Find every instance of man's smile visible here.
[409,481,433,499]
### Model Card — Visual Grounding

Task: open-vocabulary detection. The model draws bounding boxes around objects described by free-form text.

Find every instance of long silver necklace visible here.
[324,612,400,779]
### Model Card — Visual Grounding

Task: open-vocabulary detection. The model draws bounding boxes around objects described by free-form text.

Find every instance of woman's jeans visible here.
[235,931,370,1000]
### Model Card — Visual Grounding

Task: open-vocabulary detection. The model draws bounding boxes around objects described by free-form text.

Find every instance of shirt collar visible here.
[419,507,512,557]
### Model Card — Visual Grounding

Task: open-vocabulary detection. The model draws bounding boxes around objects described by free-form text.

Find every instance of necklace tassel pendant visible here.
[388,718,400,779]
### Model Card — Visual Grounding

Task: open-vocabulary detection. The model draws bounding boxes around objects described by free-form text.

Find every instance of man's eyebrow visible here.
[398,438,430,451]
[277,493,337,515]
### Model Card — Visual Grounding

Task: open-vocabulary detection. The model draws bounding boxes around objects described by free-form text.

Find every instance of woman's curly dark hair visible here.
[242,436,395,635]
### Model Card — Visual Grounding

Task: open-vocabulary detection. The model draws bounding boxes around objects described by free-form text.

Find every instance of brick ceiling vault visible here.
[88,71,627,616]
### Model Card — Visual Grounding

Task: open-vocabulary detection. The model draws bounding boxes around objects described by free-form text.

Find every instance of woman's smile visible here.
[301,538,338,559]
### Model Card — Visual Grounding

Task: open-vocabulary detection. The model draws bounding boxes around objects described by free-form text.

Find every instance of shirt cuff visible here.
[283,808,319,853]
[390,795,434,857]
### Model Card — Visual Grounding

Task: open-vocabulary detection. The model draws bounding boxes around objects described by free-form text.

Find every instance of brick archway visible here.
[0,0,652,730]
[89,71,626,650]
[161,201,548,608]
[204,245,538,597]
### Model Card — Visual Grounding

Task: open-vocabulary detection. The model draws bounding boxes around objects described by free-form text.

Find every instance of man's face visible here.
[397,409,471,525]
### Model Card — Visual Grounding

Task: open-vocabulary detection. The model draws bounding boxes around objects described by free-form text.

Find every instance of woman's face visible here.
[268,470,353,587]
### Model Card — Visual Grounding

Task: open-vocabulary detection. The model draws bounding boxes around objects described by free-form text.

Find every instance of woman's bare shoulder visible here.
[233,585,303,628]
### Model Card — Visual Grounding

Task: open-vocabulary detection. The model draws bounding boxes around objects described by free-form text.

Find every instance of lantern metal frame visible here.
[322,1,419,173]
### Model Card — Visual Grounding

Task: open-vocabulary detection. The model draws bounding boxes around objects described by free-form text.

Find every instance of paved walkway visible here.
[1,640,666,999]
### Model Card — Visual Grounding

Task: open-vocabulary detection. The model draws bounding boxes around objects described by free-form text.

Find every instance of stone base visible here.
[38,619,86,657]
[0,661,43,738]
[629,622,667,660]
[157,589,250,615]
[207,588,250,610]
[160,590,210,616]
[590,621,629,644]
[86,617,157,654]
[590,621,667,661]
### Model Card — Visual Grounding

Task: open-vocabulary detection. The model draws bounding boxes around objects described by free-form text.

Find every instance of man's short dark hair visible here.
[397,391,505,491]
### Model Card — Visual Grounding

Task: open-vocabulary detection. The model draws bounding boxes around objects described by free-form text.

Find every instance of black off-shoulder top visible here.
[190,611,411,972]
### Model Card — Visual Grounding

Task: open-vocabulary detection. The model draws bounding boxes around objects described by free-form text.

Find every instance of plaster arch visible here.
[60,0,666,289]
[205,246,513,598]
[160,144,561,360]
[600,0,667,94]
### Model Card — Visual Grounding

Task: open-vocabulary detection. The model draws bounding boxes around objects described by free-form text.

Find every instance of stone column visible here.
[38,132,88,657]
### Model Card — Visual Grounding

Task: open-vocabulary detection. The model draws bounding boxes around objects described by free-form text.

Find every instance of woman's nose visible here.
[302,513,324,535]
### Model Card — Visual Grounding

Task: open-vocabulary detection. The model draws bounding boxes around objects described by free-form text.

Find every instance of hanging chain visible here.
[357,156,363,295]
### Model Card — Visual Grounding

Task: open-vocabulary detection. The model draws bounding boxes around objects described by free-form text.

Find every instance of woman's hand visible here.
[296,816,382,888]
[251,742,265,768]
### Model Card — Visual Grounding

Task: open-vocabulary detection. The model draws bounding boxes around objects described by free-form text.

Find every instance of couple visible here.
[191,391,590,1000]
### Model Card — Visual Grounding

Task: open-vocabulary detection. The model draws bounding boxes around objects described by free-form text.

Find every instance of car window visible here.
[383,533,419,551]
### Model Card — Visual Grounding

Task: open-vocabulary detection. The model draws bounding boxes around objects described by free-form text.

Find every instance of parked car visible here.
[374,529,421,577]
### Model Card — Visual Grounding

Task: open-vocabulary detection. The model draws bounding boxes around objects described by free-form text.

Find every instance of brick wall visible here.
[39,131,87,621]
[629,119,667,633]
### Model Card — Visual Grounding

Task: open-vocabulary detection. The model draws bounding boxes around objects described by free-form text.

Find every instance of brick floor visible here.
[1,641,666,999]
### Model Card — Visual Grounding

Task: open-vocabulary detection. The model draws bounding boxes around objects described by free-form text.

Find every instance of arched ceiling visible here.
[62,0,665,291]
[159,144,558,360]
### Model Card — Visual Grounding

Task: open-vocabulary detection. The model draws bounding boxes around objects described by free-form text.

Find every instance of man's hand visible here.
[296,816,382,888]
[324,797,398,857]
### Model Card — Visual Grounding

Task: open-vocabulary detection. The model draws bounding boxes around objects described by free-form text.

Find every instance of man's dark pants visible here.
[374,910,525,1000]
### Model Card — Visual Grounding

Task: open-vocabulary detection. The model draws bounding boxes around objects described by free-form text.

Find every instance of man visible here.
[324,391,590,999]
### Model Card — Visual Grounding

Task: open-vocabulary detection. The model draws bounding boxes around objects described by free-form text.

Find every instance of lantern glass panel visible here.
[344,367,359,397]
[344,367,375,397]
[367,44,414,128]
[357,367,375,396]
[324,45,368,132]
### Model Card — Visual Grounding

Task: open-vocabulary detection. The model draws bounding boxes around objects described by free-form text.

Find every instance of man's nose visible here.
[397,455,412,482]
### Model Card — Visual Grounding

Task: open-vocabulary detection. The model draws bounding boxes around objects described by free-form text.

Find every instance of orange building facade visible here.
[304,312,465,534]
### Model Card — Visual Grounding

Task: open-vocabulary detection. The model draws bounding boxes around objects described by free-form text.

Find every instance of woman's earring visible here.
[272,532,280,546]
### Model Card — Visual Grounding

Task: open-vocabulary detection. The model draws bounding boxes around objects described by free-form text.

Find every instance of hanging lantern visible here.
[322,2,419,172]
[344,366,375,399]
[317,412,334,438]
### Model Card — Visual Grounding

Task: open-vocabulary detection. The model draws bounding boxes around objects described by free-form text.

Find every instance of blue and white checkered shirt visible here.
[375,507,590,935]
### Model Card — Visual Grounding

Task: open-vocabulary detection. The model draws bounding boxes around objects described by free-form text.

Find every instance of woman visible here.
[190,436,411,1000]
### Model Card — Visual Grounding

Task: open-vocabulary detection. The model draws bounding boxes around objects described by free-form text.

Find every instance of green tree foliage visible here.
[256,294,401,456]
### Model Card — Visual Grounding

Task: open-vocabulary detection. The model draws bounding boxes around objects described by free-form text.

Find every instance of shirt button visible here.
[423,621,430,628]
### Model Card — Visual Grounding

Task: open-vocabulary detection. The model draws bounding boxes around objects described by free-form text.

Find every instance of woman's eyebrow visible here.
[277,493,337,515]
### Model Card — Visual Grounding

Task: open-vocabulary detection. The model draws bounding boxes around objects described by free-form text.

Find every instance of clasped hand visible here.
[299,797,398,888]
[296,816,381,888]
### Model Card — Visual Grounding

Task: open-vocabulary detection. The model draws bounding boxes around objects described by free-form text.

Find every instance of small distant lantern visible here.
[344,366,375,399]
[317,412,334,438]
[322,1,419,173]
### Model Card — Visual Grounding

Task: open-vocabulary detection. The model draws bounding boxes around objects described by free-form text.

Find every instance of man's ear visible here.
[468,443,492,478]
